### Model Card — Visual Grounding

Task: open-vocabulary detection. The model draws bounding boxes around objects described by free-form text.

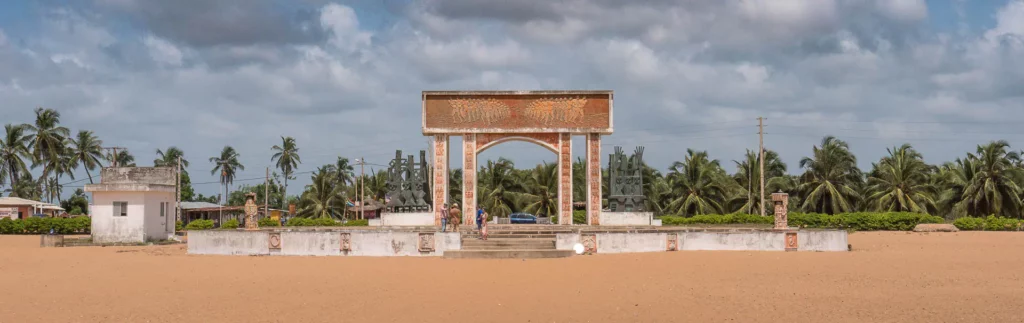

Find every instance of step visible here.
[462,234,557,239]
[461,241,556,250]
[442,249,574,259]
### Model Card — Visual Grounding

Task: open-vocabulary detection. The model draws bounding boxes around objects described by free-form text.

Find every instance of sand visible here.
[1,232,1023,323]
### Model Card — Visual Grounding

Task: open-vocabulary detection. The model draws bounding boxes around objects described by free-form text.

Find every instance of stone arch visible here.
[475,133,559,155]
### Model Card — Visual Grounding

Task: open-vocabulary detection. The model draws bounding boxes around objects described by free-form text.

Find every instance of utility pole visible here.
[758,117,766,217]
[358,157,365,220]
[176,156,181,223]
[264,167,270,224]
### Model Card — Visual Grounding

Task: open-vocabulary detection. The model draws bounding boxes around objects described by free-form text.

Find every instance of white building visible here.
[85,167,176,243]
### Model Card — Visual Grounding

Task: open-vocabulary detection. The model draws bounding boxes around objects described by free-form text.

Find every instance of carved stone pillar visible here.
[558,133,573,224]
[462,134,477,226]
[432,135,449,226]
[772,192,789,230]
[586,133,602,225]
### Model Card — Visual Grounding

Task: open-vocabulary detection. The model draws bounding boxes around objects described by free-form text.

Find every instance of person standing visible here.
[450,204,461,232]
[440,203,449,232]
[476,207,484,232]
[481,210,489,240]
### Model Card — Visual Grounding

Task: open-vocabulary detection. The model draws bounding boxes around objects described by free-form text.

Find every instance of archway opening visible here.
[474,139,560,224]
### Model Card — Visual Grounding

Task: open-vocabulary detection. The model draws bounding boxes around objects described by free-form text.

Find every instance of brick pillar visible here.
[772,192,789,229]
[462,134,477,227]
[586,133,602,225]
[558,133,573,224]
[432,135,448,226]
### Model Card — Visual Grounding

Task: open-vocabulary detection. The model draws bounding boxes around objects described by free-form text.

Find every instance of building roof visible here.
[0,197,62,210]
[179,201,223,210]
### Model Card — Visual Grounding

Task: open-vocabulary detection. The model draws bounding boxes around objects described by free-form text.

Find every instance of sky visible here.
[1,0,1023,200]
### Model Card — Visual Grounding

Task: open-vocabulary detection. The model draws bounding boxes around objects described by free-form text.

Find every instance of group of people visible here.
[440,203,488,240]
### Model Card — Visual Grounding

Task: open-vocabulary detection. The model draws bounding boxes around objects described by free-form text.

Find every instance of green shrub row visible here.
[953,216,1024,231]
[283,218,369,227]
[175,221,183,232]
[0,217,91,235]
[660,212,944,231]
[258,217,281,227]
[220,219,240,229]
[185,219,215,230]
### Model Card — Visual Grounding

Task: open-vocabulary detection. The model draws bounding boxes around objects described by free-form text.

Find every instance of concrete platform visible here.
[442,250,574,259]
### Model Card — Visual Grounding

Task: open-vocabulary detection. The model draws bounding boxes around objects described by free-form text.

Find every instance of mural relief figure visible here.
[448,98,511,124]
[525,97,587,125]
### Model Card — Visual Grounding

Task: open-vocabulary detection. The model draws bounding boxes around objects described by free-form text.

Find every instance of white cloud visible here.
[143,35,183,66]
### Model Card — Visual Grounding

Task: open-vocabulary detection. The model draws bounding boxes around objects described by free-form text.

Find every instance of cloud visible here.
[3,0,1024,198]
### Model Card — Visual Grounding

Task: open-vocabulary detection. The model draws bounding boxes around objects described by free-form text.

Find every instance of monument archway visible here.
[423,91,613,226]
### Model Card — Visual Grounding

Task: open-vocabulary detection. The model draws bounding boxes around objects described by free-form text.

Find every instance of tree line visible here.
[5,108,1021,221]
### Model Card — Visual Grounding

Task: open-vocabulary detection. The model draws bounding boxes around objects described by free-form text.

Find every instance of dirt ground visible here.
[1,232,1023,323]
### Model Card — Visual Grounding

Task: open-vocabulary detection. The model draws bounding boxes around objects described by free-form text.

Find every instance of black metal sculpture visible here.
[608,146,646,212]
[385,150,431,213]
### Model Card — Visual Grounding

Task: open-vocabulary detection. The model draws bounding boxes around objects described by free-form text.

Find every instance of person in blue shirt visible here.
[476,207,484,231]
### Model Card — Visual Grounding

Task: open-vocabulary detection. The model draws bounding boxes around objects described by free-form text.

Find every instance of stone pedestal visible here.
[40,234,64,247]
[380,212,435,226]
[598,212,656,226]
[771,192,789,230]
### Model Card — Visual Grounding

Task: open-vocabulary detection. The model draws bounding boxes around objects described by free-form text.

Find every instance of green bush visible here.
[175,220,184,232]
[284,217,341,227]
[661,212,943,231]
[220,219,240,229]
[258,217,280,227]
[572,210,587,224]
[0,217,91,234]
[343,219,369,226]
[954,216,1023,231]
[185,219,215,230]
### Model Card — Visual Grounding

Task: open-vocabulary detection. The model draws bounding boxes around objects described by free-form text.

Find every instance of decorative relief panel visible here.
[418,233,435,252]
[666,233,678,251]
[581,234,597,254]
[423,92,612,133]
[340,233,352,253]
[269,232,281,251]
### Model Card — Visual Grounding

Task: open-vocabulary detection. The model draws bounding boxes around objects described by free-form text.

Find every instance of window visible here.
[113,202,128,217]
[160,202,166,217]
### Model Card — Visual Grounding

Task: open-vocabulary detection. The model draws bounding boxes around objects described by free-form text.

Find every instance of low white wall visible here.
[380,212,435,226]
[679,231,785,251]
[599,212,654,226]
[187,230,270,255]
[596,233,667,253]
[798,230,849,252]
[186,230,460,257]
[556,233,580,251]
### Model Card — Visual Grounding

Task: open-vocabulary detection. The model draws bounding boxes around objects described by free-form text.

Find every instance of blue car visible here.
[510,213,538,224]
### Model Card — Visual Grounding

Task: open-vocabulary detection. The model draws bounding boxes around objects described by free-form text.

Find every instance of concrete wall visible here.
[92,191,174,243]
[596,233,667,253]
[798,230,849,252]
[556,233,580,250]
[100,167,176,185]
[380,212,435,226]
[187,230,461,257]
[188,230,270,255]
[599,212,654,226]
[679,231,786,251]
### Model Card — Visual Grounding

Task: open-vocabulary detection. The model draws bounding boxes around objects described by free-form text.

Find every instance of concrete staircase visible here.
[442,225,575,259]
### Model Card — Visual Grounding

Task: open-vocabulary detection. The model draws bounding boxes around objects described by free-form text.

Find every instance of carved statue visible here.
[385,150,432,213]
[608,146,646,212]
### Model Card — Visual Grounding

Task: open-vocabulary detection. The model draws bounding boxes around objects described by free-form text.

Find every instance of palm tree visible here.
[953,141,1023,218]
[42,146,76,202]
[0,124,32,188]
[448,169,463,207]
[334,157,354,188]
[665,149,730,216]
[296,166,344,219]
[477,158,520,217]
[513,163,559,217]
[155,146,189,174]
[210,146,244,205]
[865,144,937,213]
[68,130,104,184]
[9,174,41,200]
[271,136,301,211]
[798,136,863,214]
[107,149,136,167]
[730,149,787,214]
[572,157,586,202]
[24,107,70,185]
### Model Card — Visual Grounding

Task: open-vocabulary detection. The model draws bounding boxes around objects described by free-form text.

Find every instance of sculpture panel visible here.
[385,150,431,213]
[608,146,646,212]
